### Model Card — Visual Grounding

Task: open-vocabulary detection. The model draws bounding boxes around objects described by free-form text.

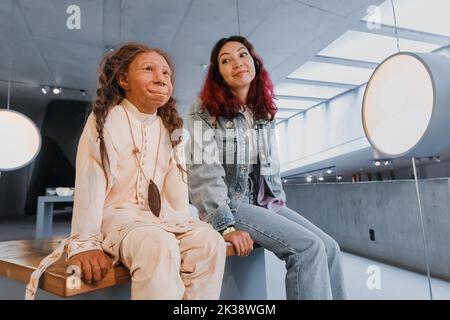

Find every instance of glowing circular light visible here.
[363,52,450,159]
[0,110,41,171]
[363,53,438,158]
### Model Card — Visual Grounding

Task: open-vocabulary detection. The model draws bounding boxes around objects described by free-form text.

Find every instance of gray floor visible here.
[340,251,450,300]
[1,215,450,300]
[0,212,72,241]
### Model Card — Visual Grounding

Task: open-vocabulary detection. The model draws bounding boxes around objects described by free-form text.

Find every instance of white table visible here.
[35,195,73,239]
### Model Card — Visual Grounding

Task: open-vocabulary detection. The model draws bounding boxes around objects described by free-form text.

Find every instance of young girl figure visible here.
[26,43,226,300]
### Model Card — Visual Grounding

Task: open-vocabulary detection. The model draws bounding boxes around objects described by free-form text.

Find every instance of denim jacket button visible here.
[226,121,233,129]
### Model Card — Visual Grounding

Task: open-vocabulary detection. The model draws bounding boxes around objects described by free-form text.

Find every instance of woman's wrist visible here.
[220,226,236,236]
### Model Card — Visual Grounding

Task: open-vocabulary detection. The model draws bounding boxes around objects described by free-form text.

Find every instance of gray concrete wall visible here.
[284,178,450,281]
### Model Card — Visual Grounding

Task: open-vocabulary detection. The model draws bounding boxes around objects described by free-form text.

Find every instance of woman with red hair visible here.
[187,36,346,300]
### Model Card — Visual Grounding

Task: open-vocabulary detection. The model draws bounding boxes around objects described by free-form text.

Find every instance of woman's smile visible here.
[233,70,248,77]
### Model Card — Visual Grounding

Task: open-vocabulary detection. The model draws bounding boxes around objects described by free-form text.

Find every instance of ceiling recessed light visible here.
[52,87,61,95]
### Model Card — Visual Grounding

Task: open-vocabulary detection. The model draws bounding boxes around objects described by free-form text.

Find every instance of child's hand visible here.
[68,250,112,284]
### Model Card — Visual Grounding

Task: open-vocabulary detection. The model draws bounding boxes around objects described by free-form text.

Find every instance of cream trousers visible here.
[120,224,226,300]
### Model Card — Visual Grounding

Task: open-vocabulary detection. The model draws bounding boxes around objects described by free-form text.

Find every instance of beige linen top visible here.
[67,98,203,261]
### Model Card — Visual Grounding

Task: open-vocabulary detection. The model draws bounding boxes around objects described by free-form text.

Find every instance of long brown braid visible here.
[90,42,184,186]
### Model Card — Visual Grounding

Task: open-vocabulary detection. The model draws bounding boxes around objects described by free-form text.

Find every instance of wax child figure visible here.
[25,43,226,300]
[187,36,347,300]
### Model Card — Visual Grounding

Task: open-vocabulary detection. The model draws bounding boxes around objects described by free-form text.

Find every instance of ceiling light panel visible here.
[275,82,348,99]
[363,0,450,37]
[276,109,301,119]
[276,98,318,110]
[288,61,374,86]
[318,30,440,63]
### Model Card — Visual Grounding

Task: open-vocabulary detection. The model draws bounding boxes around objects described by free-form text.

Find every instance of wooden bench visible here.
[0,238,236,298]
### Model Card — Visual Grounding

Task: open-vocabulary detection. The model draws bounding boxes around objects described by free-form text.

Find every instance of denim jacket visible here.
[186,98,286,231]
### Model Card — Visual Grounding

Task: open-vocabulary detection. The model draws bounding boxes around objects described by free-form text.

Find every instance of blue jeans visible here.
[234,202,347,300]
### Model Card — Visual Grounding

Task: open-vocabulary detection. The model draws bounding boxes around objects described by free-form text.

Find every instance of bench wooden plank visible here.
[0,238,236,297]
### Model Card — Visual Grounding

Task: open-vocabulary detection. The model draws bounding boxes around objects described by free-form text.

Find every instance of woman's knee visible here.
[293,231,340,259]
[307,236,327,256]
[323,236,341,257]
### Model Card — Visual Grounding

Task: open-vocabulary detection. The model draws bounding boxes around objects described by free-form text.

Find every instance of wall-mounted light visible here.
[318,176,324,182]
[337,175,343,181]
[306,176,313,183]
[41,86,50,94]
[374,160,381,167]
[326,169,333,174]
[363,52,450,158]
[40,86,88,97]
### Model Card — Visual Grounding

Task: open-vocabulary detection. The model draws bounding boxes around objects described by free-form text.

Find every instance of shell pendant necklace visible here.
[121,104,162,217]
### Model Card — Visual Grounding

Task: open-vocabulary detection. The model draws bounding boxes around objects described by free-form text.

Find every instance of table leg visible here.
[35,199,54,239]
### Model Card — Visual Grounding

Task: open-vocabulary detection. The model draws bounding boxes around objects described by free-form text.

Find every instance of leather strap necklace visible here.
[121,104,162,217]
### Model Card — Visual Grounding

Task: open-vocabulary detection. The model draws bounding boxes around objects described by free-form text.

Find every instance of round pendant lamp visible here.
[362,52,450,158]
[0,109,41,171]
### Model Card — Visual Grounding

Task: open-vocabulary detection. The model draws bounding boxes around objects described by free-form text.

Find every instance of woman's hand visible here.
[223,230,254,257]
[68,250,112,284]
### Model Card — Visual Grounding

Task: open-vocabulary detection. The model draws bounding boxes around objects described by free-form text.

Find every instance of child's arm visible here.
[67,114,117,282]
